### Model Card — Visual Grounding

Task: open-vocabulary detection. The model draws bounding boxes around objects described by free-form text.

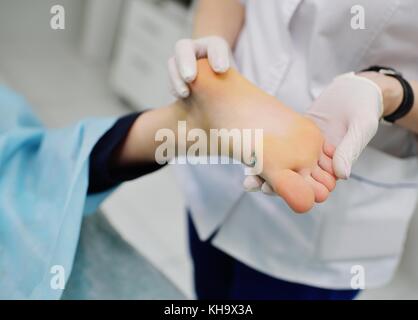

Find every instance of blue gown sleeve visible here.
[0,85,116,299]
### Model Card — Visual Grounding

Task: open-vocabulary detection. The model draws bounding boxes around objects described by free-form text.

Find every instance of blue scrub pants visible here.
[188,214,360,300]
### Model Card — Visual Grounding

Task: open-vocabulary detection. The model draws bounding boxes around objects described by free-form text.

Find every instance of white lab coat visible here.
[176,0,418,289]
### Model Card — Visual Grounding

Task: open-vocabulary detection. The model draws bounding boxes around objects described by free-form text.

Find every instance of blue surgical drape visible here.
[0,85,116,299]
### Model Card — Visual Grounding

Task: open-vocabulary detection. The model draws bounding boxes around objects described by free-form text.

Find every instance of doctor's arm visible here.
[168,0,245,98]
[245,70,418,194]
[192,0,245,45]
[311,71,418,179]
[358,72,418,135]
[309,71,418,179]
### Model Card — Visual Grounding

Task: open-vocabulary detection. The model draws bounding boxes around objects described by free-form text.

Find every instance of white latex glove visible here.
[168,36,233,98]
[243,72,384,193]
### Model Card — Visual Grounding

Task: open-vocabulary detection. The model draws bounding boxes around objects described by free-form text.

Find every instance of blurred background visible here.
[0,0,418,299]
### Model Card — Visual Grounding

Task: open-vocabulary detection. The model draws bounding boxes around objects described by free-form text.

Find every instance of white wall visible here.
[0,0,84,48]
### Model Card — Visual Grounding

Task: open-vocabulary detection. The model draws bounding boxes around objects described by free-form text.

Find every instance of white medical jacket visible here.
[176,0,418,288]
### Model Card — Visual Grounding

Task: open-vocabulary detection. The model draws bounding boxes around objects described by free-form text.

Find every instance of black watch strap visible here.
[361,65,414,123]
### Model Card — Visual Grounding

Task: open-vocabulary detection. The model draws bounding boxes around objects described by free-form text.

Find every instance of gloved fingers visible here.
[261,182,275,195]
[194,37,212,58]
[174,39,198,83]
[243,175,275,195]
[168,57,190,98]
[169,36,232,98]
[206,37,231,73]
[332,122,361,179]
[243,175,264,192]
[333,119,378,179]
[261,181,275,195]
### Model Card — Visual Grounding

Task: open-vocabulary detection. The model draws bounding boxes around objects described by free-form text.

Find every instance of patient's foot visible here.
[183,59,335,213]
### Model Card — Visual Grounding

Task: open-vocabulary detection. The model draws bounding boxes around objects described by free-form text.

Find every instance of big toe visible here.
[271,169,315,213]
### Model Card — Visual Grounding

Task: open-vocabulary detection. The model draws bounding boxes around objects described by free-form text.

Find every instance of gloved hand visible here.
[244,72,384,193]
[168,36,233,98]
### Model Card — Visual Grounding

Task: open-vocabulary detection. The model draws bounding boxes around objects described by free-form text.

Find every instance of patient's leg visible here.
[183,59,335,213]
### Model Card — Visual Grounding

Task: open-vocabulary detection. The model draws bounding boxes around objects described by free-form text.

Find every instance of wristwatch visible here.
[360,65,414,123]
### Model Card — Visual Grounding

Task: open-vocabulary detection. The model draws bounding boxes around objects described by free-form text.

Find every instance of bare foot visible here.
[184,59,336,213]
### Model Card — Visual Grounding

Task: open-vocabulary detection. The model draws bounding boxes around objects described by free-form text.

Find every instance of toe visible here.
[323,141,336,158]
[302,170,330,203]
[319,151,335,177]
[312,165,336,192]
[271,169,315,213]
